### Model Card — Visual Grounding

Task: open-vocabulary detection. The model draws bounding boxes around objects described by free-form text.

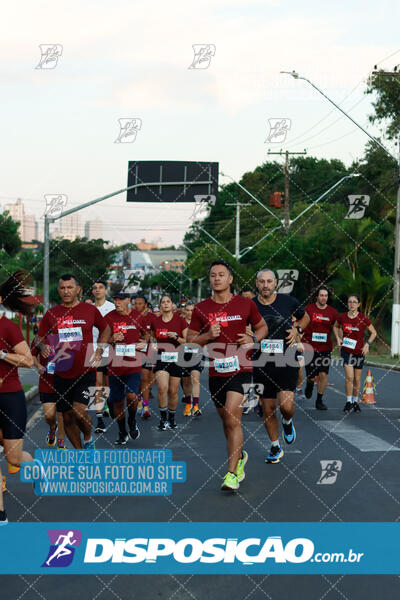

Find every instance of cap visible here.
[113,290,130,299]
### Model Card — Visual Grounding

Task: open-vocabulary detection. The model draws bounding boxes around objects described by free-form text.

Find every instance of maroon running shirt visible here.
[0,316,25,393]
[336,312,371,355]
[189,295,263,377]
[105,309,145,375]
[151,313,188,353]
[38,302,107,379]
[303,303,339,352]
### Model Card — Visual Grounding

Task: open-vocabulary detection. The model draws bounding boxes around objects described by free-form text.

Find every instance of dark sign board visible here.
[127,160,218,202]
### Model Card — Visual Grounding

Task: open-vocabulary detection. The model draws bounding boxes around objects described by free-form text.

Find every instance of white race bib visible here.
[161,351,178,363]
[261,339,284,354]
[116,344,136,357]
[312,332,327,343]
[59,326,83,342]
[214,356,240,373]
[342,337,357,350]
[184,346,199,354]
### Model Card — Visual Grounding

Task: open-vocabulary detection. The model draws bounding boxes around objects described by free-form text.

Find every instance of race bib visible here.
[46,362,55,374]
[312,332,327,343]
[184,346,199,354]
[116,344,136,357]
[161,351,178,363]
[261,339,284,354]
[342,337,357,350]
[58,326,83,342]
[214,355,240,373]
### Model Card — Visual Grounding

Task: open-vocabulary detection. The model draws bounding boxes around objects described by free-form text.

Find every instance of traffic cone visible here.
[361,369,376,404]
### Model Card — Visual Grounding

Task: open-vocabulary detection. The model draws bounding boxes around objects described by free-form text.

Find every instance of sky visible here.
[0,0,399,247]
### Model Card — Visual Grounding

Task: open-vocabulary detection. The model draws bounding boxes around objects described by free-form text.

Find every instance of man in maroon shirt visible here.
[187,261,267,491]
[36,274,111,449]
[303,286,339,410]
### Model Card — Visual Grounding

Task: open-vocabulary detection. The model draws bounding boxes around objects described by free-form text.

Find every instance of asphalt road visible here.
[2,363,400,599]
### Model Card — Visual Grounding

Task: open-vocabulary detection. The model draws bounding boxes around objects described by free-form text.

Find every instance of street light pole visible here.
[226,200,251,259]
[282,70,400,355]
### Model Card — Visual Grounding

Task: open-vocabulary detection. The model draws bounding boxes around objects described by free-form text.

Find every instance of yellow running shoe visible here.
[8,463,20,474]
[236,450,248,483]
[221,472,239,491]
[183,404,192,417]
[2,476,6,493]
[192,405,202,417]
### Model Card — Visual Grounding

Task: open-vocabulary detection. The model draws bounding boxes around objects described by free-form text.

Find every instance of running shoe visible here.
[142,406,151,419]
[129,423,140,440]
[168,420,177,430]
[282,420,296,444]
[137,400,143,417]
[353,402,361,413]
[94,417,106,434]
[8,463,20,474]
[236,450,248,483]
[221,472,239,491]
[2,476,6,493]
[0,510,8,525]
[46,426,57,447]
[57,438,67,450]
[157,420,170,431]
[115,433,129,445]
[305,380,314,399]
[315,400,328,411]
[296,387,305,399]
[265,445,284,464]
[192,406,202,417]
[183,404,192,417]
[343,401,353,414]
[83,438,96,450]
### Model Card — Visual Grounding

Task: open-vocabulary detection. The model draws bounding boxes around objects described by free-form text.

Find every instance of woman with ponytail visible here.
[0,270,35,524]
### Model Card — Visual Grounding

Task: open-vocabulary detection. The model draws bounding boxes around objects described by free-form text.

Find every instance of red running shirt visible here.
[303,304,339,352]
[0,316,25,393]
[38,302,107,379]
[189,295,263,377]
[151,313,188,353]
[337,312,371,355]
[105,309,145,375]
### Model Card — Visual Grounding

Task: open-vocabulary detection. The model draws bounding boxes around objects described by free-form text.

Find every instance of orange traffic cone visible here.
[361,369,376,404]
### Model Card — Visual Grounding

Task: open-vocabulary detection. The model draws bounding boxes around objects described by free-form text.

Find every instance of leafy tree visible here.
[0,211,21,256]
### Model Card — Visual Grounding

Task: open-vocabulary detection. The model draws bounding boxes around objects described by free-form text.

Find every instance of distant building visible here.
[84,218,103,240]
[3,198,38,242]
[136,238,161,251]
[51,214,82,241]
[128,249,187,274]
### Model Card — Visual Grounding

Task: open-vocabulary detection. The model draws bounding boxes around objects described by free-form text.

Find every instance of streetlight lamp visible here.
[282,70,400,356]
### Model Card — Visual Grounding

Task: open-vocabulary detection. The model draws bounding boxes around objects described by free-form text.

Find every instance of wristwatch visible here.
[0,350,8,360]
[252,335,258,345]
[295,326,303,334]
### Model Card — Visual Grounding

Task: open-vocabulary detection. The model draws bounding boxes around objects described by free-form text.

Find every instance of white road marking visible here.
[318,420,400,452]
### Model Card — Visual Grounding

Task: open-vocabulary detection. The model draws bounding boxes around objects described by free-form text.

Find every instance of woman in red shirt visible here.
[152,295,188,431]
[0,271,35,524]
[334,294,377,414]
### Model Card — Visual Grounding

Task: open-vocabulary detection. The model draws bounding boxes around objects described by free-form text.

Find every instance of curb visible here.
[25,386,39,401]
[365,361,400,372]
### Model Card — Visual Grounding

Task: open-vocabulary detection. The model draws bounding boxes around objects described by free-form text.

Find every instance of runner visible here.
[36,274,111,449]
[252,268,309,464]
[302,285,338,410]
[152,295,188,431]
[0,270,35,524]
[333,294,377,413]
[240,287,255,300]
[91,280,115,434]
[31,339,67,449]
[182,301,203,417]
[135,295,154,419]
[187,261,267,491]
[105,291,147,445]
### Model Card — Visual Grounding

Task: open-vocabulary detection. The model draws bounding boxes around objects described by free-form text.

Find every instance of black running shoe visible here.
[95,417,106,433]
[0,509,8,525]
[353,402,361,413]
[129,423,140,440]
[305,380,314,399]
[168,421,177,429]
[115,433,129,445]
[343,401,352,414]
[315,400,328,411]
[157,420,170,431]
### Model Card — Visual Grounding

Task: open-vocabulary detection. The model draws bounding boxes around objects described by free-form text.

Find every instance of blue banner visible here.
[0,522,398,574]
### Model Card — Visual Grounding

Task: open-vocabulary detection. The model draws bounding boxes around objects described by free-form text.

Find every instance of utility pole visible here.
[226,199,251,259]
[267,149,307,232]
